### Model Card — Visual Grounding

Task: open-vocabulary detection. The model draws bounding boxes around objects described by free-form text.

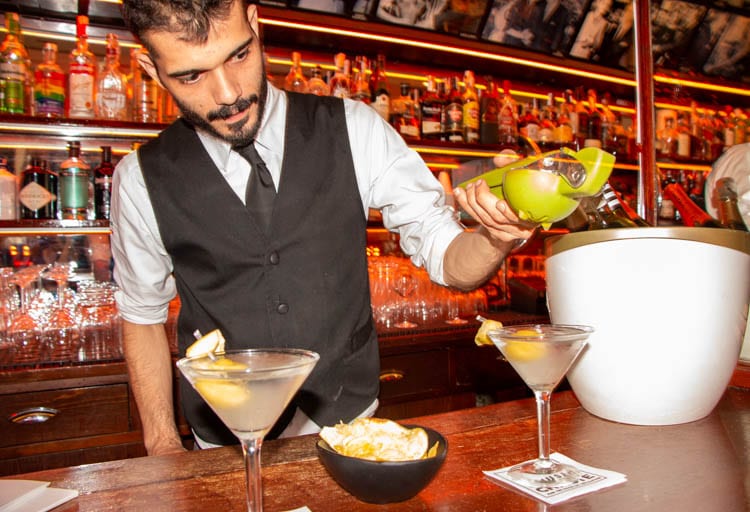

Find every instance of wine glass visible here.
[444,289,468,325]
[43,263,79,363]
[177,348,319,512]
[8,265,46,365]
[392,267,418,328]
[488,324,593,485]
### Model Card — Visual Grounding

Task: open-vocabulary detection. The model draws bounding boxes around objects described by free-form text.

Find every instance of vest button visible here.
[277,303,289,314]
[268,251,280,265]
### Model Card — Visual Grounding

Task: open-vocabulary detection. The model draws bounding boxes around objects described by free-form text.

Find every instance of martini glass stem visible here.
[535,390,553,469]
[241,437,264,512]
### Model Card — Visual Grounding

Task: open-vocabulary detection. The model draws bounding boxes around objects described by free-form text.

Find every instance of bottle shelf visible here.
[0,219,110,235]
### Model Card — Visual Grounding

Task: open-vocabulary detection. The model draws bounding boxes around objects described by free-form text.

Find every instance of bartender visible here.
[113,0,535,455]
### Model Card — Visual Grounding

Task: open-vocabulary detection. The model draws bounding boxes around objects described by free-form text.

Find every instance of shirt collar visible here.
[195,82,287,171]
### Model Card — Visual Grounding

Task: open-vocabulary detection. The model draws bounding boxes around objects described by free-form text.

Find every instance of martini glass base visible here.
[506,458,583,486]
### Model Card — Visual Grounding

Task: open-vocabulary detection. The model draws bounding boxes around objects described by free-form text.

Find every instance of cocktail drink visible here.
[177,348,319,512]
[488,324,592,485]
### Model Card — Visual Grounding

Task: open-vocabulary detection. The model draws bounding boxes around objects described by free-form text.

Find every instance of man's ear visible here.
[246,3,259,35]
[135,50,164,88]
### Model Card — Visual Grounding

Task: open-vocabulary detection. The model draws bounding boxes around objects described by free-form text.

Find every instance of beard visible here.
[174,78,268,147]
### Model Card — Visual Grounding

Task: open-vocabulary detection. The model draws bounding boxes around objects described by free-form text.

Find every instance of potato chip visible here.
[320,418,432,461]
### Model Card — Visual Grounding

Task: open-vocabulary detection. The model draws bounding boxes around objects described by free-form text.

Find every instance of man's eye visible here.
[179,73,202,85]
[234,48,249,62]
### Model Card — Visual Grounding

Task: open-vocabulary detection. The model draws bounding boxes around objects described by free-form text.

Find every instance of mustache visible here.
[206,95,258,122]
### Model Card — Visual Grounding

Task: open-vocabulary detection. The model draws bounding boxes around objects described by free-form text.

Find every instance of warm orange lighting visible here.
[260,17,637,88]
[414,147,498,158]
[0,122,159,139]
[657,162,712,172]
[655,75,750,97]
[0,143,134,156]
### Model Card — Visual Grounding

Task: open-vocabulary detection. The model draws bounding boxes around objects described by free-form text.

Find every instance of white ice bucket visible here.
[545,228,750,425]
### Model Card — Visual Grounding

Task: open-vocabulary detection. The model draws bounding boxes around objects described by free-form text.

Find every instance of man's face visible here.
[139,1,266,147]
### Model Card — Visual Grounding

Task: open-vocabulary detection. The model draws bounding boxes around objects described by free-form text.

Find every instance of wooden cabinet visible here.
[0,312,545,476]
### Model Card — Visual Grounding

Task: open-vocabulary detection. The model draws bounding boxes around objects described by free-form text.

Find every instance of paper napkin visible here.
[0,480,78,512]
[483,453,627,504]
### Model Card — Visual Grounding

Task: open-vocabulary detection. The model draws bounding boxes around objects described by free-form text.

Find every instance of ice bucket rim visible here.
[544,227,750,258]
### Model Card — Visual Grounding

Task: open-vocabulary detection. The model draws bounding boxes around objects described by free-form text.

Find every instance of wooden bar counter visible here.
[4,388,749,511]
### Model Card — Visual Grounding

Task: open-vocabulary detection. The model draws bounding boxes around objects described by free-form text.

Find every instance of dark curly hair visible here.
[121,0,246,56]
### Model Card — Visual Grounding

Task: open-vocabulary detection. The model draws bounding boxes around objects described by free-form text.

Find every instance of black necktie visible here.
[236,141,275,230]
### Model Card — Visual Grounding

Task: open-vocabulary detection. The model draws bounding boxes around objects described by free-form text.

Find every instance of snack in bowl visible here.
[319,417,435,461]
[317,418,447,504]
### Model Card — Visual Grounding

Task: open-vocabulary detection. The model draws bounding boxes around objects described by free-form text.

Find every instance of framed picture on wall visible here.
[567,0,633,69]
[651,0,708,69]
[480,0,590,56]
[702,12,750,79]
[374,0,491,37]
[677,8,733,73]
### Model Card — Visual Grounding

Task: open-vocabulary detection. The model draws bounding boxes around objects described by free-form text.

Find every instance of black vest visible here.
[139,93,379,444]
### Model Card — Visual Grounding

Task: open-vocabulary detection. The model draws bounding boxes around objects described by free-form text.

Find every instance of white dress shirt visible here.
[110,83,463,325]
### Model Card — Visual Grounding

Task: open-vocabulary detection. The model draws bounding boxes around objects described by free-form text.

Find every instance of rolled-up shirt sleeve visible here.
[346,100,463,285]
[110,151,176,325]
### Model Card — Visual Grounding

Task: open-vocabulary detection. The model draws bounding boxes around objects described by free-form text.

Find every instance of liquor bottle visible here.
[369,54,390,121]
[130,48,159,122]
[660,117,680,159]
[538,92,557,150]
[59,141,90,220]
[610,185,651,226]
[283,51,308,93]
[562,90,578,144]
[443,76,464,143]
[96,33,128,120]
[601,182,649,226]
[420,76,444,141]
[460,71,479,144]
[584,89,602,148]
[0,156,16,220]
[68,15,96,119]
[479,77,499,145]
[391,83,420,141]
[675,111,691,159]
[734,108,747,146]
[662,181,722,228]
[19,157,57,220]
[0,12,30,115]
[599,93,617,153]
[307,65,329,96]
[498,80,518,148]
[723,105,737,151]
[714,177,748,231]
[328,53,351,99]
[94,146,115,220]
[574,86,589,150]
[350,56,370,103]
[33,42,65,118]
[555,93,574,148]
[580,183,637,229]
[518,100,540,144]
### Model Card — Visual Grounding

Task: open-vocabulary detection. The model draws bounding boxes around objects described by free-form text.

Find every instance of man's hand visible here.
[452,178,537,246]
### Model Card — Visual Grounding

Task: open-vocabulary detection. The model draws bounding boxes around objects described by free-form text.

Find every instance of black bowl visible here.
[316,425,447,504]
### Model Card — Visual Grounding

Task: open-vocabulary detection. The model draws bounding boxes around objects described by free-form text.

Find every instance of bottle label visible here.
[2,79,24,113]
[97,91,127,119]
[34,70,65,116]
[369,93,387,119]
[0,59,26,113]
[19,181,54,211]
[61,172,89,210]
[421,104,442,136]
[69,70,95,117]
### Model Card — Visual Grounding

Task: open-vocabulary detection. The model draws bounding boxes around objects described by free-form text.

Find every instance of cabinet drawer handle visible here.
[8,407,59,424]
[380,370,405,382]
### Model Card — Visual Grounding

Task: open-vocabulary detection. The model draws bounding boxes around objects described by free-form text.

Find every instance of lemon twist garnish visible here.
[194,379,249,409]
[474,315,504,346]
[503,329,547,362]
[186,328,226,358]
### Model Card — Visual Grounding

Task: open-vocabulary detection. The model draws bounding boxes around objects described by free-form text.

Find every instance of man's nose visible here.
[211,67,241,106]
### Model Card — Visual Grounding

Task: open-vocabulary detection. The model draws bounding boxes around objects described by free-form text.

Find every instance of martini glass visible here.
[488,323,593,485]
[177,348,319,512]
